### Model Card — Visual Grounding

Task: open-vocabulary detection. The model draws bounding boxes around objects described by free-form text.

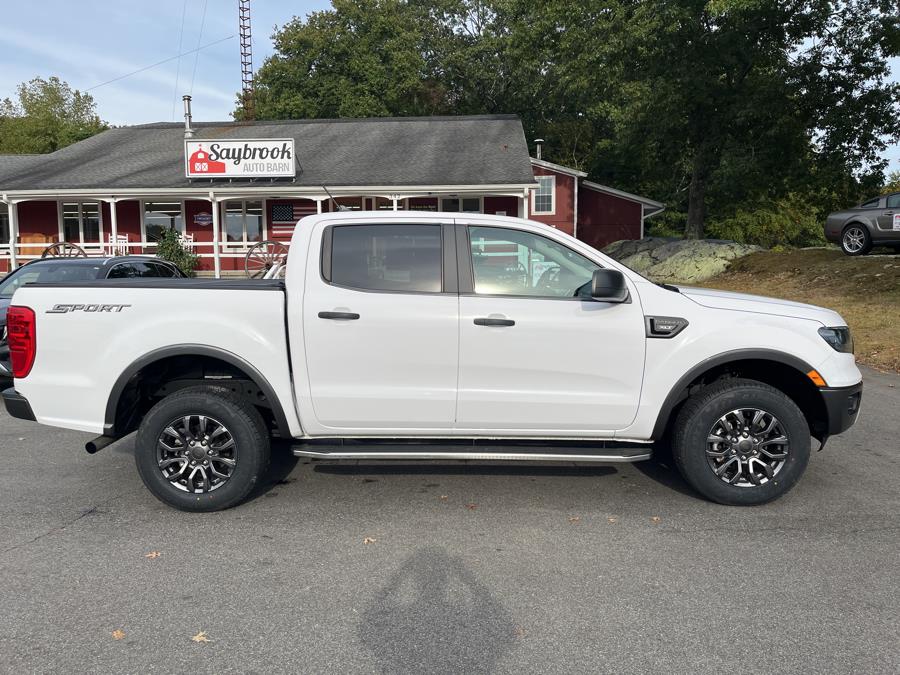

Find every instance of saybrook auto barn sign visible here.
[185,139,296,178]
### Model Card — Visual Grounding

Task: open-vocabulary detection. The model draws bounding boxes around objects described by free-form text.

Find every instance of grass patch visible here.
[694,248,900,373]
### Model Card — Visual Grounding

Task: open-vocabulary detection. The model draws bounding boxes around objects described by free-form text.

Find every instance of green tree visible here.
[0,76,106,154]
[246,0,900,242]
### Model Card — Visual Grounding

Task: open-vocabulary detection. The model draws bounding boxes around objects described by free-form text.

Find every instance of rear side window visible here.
[886,194,900,209]
[860,198,880,208]
[108,262,160,278]
[326,224,442,293]
[150,262,179,277]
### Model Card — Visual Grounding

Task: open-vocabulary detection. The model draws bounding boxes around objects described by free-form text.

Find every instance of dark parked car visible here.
[0,256,183,382]
[824,192,900,255]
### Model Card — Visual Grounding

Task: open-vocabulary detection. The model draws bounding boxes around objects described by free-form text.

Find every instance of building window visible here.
[223,200,264,247]
[532,176,555,215]
[441,197,481,213]
[0,203,9,244]
[61,201,102,246]
[143,201,184,242]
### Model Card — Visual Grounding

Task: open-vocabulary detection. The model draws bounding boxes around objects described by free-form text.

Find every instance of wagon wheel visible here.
[245,240,288,279]
[42,242,88,258]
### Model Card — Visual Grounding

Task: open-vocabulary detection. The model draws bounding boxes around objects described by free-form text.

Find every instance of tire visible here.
[840,224,871,256]
[672,378,810,506]
[135,386,270,512]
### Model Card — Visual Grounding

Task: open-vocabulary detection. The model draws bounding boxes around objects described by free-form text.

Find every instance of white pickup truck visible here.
[3,212,862,511]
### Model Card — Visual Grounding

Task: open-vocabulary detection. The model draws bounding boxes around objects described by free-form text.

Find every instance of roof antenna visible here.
[321,186,349,211]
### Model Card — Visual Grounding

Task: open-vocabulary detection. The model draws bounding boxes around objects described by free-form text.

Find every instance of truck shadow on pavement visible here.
[359,545,515,674]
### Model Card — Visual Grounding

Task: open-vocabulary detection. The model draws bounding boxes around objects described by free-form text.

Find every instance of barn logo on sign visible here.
[185,139,296,178]
[188,146,226,175]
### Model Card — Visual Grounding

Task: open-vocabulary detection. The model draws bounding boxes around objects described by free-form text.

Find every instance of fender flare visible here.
[651,348,817,439]
[104,344,292,437]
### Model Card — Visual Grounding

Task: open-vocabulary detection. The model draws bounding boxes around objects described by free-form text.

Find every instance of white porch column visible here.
[108,198,118,254]
[391,194,399,211]
[316,199,322,214]
[520,193,528,219]
[209,191,221,279]
[8,200,19,270]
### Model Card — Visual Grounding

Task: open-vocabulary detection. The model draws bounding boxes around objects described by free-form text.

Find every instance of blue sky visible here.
[1,0,897,173]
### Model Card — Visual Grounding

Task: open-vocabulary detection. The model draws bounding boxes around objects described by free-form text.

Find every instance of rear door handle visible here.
[318,311,360,320]
[474,317,515,327]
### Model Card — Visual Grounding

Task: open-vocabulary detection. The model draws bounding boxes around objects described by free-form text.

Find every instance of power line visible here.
[85,35,236,92]
[189,0,210,95]
[171,0,189,120]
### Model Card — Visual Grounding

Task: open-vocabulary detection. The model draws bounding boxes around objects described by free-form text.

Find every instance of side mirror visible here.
[590,268,629,303]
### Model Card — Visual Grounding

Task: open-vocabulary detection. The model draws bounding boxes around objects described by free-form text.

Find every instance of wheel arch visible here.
[652,349,829,442]
[104,344,292,438]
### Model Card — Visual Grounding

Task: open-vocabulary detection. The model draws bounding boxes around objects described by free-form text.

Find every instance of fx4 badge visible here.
[46,303,132,314]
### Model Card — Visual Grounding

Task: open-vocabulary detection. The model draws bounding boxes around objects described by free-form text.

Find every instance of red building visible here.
[0,115,661,275]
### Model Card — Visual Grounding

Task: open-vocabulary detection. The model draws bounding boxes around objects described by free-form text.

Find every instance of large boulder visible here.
[603,237,762,283]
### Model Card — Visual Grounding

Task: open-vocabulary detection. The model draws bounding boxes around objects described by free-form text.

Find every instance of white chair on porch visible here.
[106,234,129,256]
[179,232,195,249]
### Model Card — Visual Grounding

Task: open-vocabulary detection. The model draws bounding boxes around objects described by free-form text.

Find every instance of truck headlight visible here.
[818,326,853,353]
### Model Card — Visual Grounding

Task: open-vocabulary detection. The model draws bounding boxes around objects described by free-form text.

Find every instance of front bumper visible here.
[2,387,36,422]
[820,381,863,436]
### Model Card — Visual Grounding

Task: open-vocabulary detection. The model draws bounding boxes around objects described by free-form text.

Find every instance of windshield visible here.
[0,263,101,299]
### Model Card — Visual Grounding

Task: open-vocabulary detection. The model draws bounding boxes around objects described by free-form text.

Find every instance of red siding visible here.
[483,196,519,217]
[110,200,144,253]
[528,167,575,235]
[577,187,642,250]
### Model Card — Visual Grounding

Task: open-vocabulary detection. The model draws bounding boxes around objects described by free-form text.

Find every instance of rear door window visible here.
[326,224,443,293]
[886,194,900,209]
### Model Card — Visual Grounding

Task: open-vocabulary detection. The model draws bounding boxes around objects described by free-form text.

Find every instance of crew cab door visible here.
[300,220,459,432]
[455,222,645,434]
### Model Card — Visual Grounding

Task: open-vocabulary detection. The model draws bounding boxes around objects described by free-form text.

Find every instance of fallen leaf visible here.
[465,503,478,510]
[607,517,618,524]
[439,495,448,500]
[650,516,661,524]
[191,631,210,643]
[144,551,161,559]
[111,629,125,640]
[568,516,581,524]
[363,537,376,545]
[514,625,527,638]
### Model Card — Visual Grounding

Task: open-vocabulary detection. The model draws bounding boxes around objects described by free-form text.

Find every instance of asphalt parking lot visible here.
[1,366,898,674]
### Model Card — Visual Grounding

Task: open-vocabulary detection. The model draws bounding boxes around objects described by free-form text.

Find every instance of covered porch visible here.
[0,187,529,276]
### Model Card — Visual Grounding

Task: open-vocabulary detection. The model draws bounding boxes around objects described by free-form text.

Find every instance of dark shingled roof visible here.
[0,115,536,192]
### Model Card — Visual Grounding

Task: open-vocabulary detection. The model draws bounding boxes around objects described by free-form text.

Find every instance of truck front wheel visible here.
[135,386,270,511]
[672,379,810,506]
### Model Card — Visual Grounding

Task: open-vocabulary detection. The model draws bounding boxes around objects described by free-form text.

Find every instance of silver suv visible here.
[825,192,900,255]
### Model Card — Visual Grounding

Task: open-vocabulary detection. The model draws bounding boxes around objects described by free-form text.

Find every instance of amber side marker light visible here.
[807,370,827,387]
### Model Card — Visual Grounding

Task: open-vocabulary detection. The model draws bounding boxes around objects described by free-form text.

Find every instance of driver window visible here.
[468,226,599,297]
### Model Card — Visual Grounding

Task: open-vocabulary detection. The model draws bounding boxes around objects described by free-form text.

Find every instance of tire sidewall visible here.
[841,224,871,256]
[675,385,810,506]
[135,390,268,512]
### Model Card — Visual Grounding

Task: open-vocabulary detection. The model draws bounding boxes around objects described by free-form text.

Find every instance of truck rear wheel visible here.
[672,378,810,506]
[135,386,270,512]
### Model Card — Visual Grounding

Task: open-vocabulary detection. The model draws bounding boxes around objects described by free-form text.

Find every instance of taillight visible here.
[7,306,36,378]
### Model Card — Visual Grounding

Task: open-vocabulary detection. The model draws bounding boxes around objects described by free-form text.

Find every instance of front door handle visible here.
[474,317,515,327]
[318,311,360,320]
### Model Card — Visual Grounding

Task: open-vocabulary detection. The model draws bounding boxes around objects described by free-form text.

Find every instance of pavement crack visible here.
[0,490,131,557]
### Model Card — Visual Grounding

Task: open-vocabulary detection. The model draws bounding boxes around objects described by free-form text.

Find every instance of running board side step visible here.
[292,440,651,463]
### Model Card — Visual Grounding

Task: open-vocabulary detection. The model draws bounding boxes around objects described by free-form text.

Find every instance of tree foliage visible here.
[0,77,106,154]
[246,0,899,243]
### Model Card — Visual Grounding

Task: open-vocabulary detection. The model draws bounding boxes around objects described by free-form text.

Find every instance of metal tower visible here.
[239,0,254,120]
